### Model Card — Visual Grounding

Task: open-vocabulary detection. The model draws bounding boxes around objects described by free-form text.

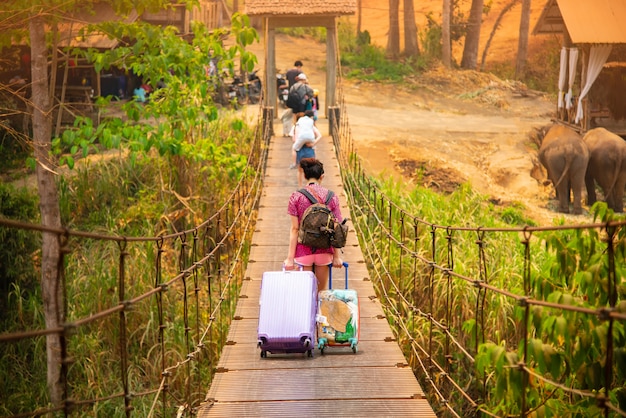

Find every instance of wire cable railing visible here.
[0,103,272,417]
[2,38,626,418]
[329,37,626,416]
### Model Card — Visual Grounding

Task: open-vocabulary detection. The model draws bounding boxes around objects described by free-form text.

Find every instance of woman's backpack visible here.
[297,188,349,250]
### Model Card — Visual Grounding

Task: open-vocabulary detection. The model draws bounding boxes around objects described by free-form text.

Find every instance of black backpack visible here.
[286,85,306,112]
[297,188,349,250]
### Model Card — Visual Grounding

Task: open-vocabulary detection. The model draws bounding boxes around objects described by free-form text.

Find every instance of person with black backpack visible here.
[286,73,314,115]
[284,158,346,290]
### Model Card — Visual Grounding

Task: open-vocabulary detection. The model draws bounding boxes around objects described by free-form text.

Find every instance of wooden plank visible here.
[201,130,436,417]
[218,341,407,372]
[226,317,395,344]
[216,340,408,370]
[206,367,425,402]
[198,399,437,418]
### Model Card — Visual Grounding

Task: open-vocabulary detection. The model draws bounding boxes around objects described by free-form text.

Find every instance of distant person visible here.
[286,60,303,87]
[288,73,314,115]
[289,110,322,189]
[281,108,293,137]
[310,88,320,120]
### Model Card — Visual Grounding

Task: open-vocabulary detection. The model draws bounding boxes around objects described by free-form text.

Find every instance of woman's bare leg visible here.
[314,264,329,291]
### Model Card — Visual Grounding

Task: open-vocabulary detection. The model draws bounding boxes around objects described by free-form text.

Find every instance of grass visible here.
[350,169,626,416]
[0,112,256,416]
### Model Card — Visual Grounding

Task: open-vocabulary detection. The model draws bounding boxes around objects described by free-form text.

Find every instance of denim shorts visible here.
[296,146,315,164]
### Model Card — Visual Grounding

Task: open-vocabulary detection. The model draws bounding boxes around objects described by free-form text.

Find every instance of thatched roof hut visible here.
[534,0,626,134]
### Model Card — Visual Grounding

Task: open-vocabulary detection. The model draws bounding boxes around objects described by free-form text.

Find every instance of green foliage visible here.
[337,19,426,82]
[277,26,327,43]
[53,13,258,169]
[1,9,259,414]
[340,41,418,82]
[500,203,537,227]
[355,172,625,416]
[0,183,39,303]
[0,185,45,414]
[473,202,626,416]
[420,13,443,61]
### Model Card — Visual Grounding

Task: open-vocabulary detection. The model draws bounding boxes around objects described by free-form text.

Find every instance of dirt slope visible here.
[255,29,577,225]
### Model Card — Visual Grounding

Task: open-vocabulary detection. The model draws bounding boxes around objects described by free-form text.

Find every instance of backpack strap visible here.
[298,188,317,204]
[324,190,334,205]
[298,188,334,205]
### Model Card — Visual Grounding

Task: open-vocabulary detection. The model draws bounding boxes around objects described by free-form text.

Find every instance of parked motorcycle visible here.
[226,70,262,107]
[247,69,262,104]
[276,72,289,107]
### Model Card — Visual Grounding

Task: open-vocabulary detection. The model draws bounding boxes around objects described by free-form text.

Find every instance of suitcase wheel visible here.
[307,349,313,358]
[317,337,327,355]
[260,350,267,358]
[350,338,358,353]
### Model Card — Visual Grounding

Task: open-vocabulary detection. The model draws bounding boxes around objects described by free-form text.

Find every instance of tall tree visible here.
[357,0,362,34]
[480,0,519,71]
[442,0,452,67]
[387,0,400,57]
[461,0,484,69]
[515,0,531,79]
[29,11,64,406]
[403,0,419,57]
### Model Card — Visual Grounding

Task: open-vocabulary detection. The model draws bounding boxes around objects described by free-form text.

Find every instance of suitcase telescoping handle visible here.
[328,261,349,289]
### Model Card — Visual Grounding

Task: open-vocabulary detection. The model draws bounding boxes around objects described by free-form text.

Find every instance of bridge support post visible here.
[328,106,340,137]
[262,106,274,139]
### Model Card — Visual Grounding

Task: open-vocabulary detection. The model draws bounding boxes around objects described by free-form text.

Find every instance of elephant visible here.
[538,124,590,214]
[583,127,626,213]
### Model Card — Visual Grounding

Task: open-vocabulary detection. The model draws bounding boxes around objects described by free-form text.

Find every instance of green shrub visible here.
[0,183,39,303]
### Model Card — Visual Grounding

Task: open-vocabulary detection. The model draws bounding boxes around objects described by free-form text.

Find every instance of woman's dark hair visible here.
[300,158,324,180]
[304,109,314,118]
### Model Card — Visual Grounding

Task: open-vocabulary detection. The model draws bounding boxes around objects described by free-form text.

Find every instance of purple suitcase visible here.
[257,270,317,357]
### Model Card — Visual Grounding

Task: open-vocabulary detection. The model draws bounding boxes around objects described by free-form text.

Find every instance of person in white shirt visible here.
[289,110,322,187]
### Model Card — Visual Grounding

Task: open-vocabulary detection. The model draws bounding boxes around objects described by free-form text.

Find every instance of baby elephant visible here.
[538,124,589,214]
[584,127,626,213]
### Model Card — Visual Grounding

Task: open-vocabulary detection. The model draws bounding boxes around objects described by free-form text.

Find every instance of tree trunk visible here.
[461,0,484,70]
[480,0,519,71]
[515,0,531,79]
[30,15,64,407]
[357,0,362,34]
[387,0,400,58]
[403,0,419,57]
[442,0,452,67]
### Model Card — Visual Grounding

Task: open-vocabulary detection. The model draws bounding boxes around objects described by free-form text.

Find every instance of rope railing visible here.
[0,103,272,417]
[330,31,626,416]
[3,39,626,418]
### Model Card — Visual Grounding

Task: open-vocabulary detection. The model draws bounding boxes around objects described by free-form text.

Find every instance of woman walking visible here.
[284,158,344,290]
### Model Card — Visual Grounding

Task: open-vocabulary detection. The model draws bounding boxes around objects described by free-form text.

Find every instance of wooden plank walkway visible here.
[197,117,436,417]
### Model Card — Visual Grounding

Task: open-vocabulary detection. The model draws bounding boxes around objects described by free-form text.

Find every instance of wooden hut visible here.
[244,0,356,118]
[534,0,626,134]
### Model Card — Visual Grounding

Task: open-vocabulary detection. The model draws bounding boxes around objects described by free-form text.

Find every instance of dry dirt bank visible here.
[256,32,586,225]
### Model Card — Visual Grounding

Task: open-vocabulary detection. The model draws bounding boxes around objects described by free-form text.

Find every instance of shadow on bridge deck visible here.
[197,117,436,417]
